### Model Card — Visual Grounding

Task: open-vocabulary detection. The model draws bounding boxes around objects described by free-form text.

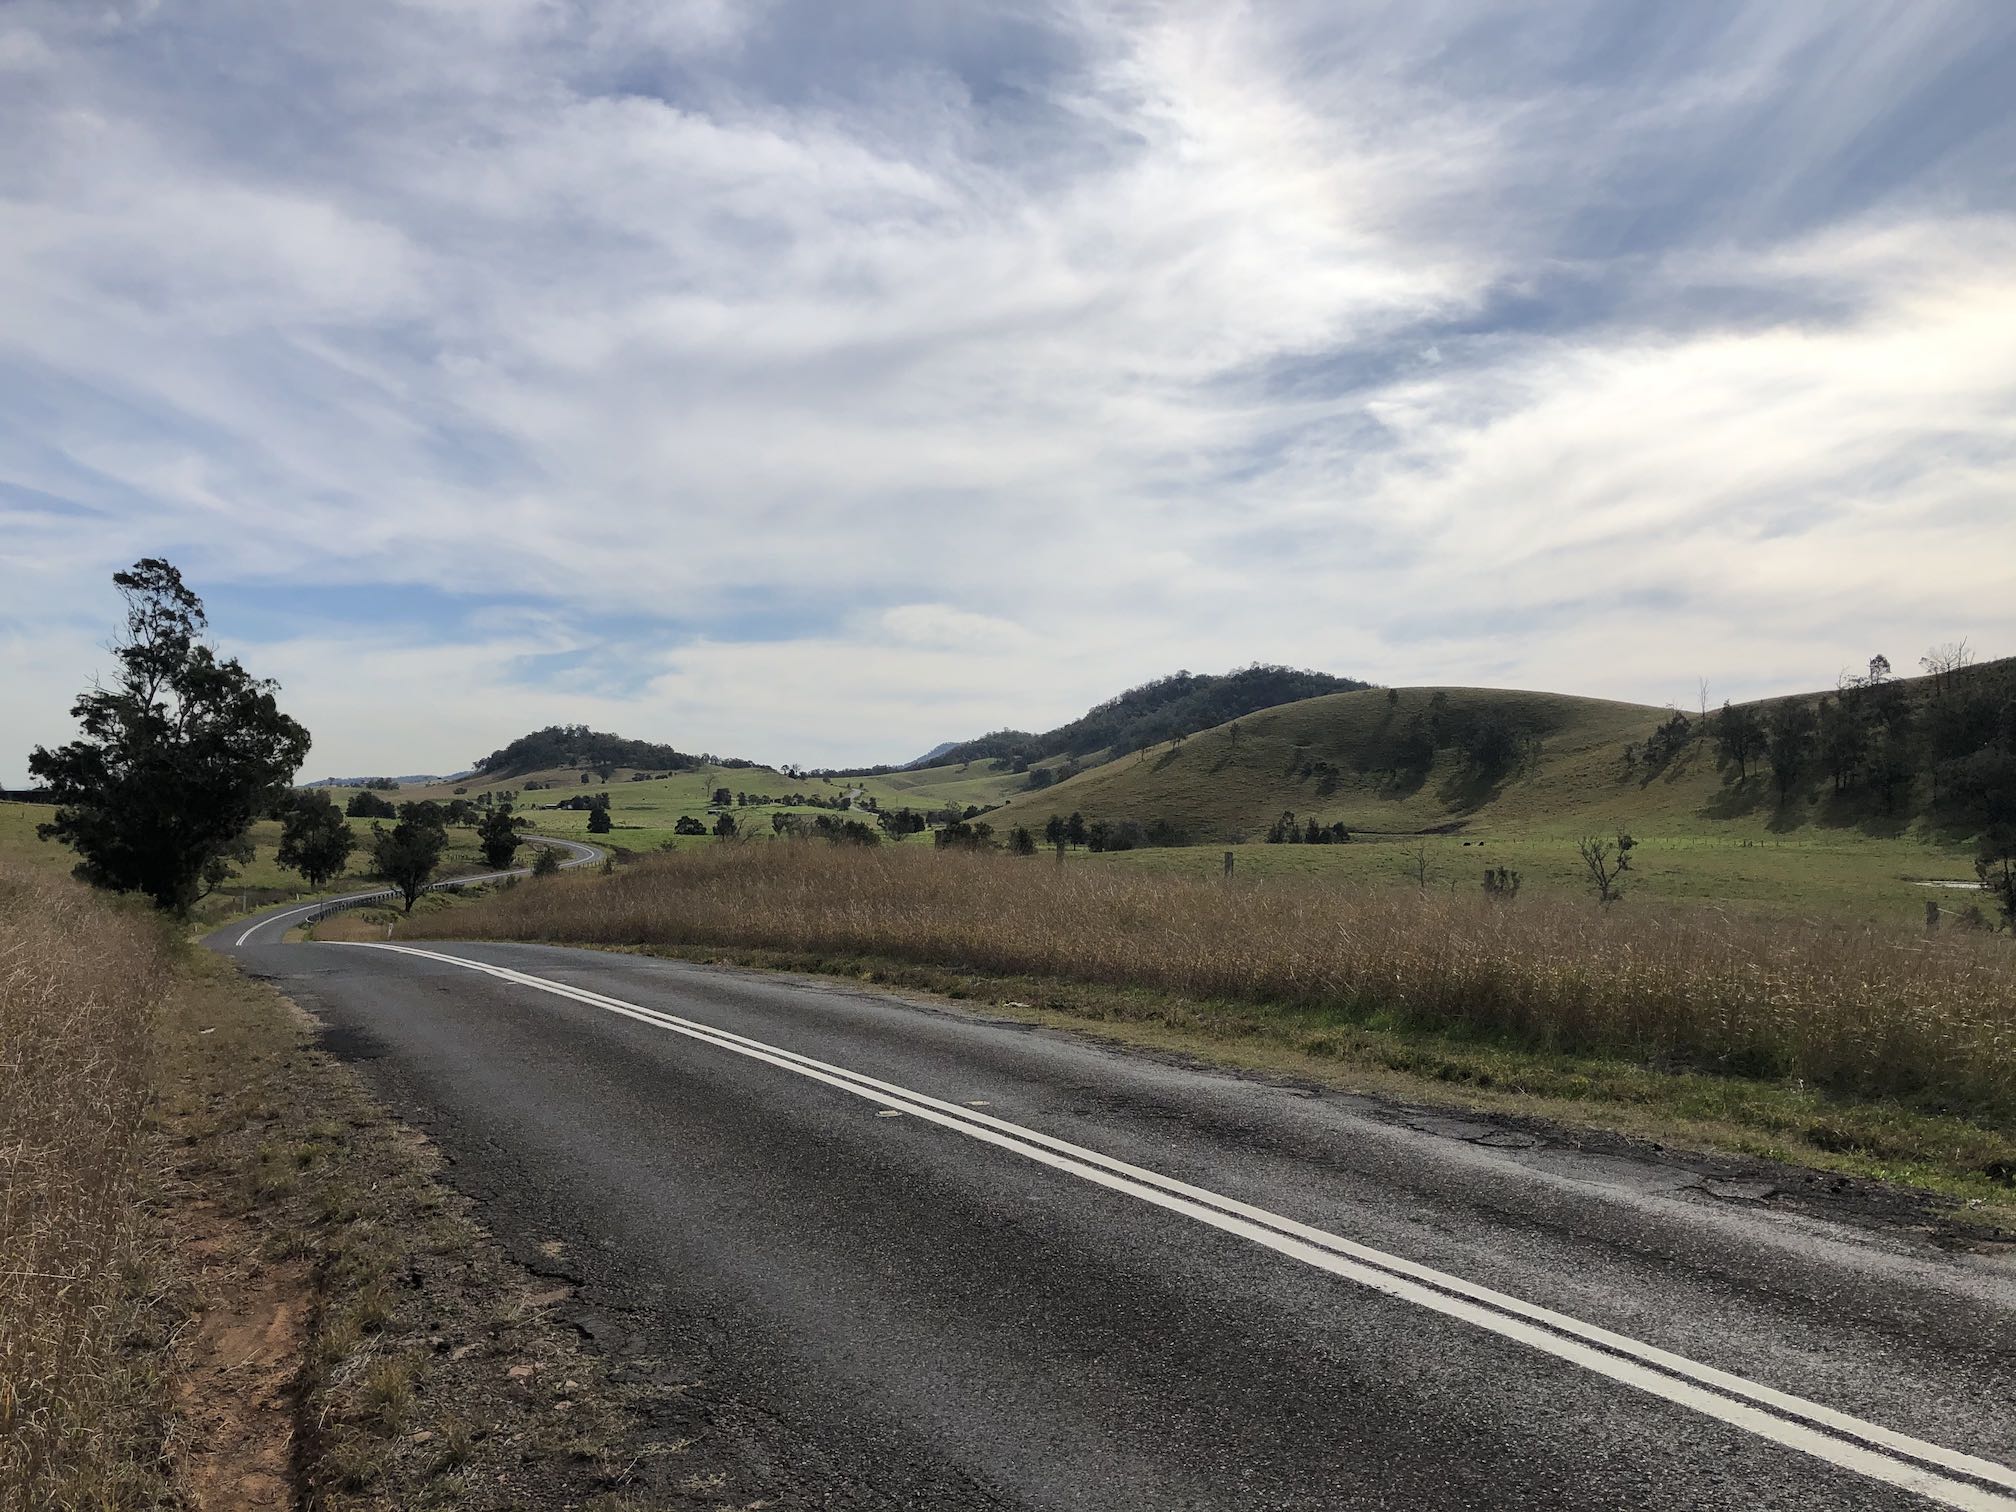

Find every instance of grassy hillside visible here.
[978,669,2014,925]
[989,685,1670,839]
[991,666,2013,844]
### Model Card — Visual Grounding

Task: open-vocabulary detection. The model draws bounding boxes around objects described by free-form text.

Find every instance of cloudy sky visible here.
[4,0,2014,782]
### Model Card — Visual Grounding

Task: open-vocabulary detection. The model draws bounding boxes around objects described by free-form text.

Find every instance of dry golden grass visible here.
[411,843,2016,1120]
[0,861,172,1510]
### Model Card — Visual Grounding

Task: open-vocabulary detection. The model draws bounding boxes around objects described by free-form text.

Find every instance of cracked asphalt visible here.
[212,925,2016,1511]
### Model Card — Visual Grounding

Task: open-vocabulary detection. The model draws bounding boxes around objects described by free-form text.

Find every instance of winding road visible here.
[207,893,2015,1510]
[227,834,605,946]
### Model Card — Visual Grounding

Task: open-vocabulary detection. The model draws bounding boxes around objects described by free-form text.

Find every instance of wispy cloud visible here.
[3,0,2013,779]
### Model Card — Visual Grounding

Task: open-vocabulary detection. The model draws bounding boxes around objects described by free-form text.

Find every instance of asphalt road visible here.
[208,918,2016,1510]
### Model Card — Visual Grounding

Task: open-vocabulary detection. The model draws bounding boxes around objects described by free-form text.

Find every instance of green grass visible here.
[1090,831,1983,927]
[977,679,1997,924]
[388,758,1023,854]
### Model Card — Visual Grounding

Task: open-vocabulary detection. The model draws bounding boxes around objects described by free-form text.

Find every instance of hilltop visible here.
[924,665,1371,777]
[472,724,727,779]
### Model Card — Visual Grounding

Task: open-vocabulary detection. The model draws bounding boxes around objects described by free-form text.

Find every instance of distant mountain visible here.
[932,665,1372,775]
[906,742,961,769]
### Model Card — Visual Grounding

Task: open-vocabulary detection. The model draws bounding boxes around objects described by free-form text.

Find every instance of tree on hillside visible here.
[587,805,613,834]
[1816,698,1862,792]
[713,812,738,839]
[531,844,562,876]
[28,558,311,912]
[1765,701,1817,800]
[277,791,356,887]
[346,789,396,819]
[1392,715,1436,777]
[1043,815,1066,848]
[673,815,707,836]
[372,802,448,912]
[475,806,529,869]
[1064,812,1088,848]
[1868,722,1918,814]
[1978,827,2016,927]
[1715,701,1767,781]
[1920,640,1974,697]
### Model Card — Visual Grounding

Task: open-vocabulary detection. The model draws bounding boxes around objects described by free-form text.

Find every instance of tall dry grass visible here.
[411,843,2016,1117]
[0,861,169,1509]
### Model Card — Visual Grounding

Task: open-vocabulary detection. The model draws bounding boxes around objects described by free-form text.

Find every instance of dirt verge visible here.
[157,950,745,1510]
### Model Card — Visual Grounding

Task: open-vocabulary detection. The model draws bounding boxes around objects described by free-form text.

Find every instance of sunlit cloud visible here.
[3,0,2013,780]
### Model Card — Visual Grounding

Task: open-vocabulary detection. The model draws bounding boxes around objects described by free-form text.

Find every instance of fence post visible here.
[1223,850,1235,877]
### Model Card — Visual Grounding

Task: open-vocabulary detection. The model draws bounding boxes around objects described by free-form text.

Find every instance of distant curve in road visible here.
[207,906,2016,1510]
[230,834,602,946]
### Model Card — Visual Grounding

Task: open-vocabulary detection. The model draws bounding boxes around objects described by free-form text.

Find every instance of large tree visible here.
[1765,700,1818,800]
[1715,700,1768,781]
[277,790,356,886]
[29,559,310,912]
[475,806,528,869]
[372,803,448,912]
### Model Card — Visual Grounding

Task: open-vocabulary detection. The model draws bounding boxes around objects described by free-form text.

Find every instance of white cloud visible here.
[3,0,2014,782]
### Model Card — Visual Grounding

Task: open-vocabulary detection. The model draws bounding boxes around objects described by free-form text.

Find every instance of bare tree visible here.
[1919,639,1974,697]
[1411,842,1432,891]
[1578,835,1626,903]
[1697,677,1711,721]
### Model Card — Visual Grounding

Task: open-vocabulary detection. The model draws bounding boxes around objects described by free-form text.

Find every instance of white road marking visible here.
[235,889,392,946]
[232,839,600,946]
[333,941,2016,1511]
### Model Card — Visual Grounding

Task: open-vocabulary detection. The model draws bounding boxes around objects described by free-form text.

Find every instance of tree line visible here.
[1632,651,2016,824]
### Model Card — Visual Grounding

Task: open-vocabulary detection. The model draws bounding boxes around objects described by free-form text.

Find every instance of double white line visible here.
[338,941,2016,1510]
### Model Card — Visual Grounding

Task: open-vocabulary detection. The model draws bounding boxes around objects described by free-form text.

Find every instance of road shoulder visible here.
[160,949,739,1509]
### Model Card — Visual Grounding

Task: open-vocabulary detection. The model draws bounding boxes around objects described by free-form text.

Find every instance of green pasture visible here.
[391,757,1021,855]
[1087,829,1985,927]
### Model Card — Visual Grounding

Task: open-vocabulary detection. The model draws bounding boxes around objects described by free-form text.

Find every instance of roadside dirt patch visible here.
[170,951,759,1509]
[165,1198,308,1511]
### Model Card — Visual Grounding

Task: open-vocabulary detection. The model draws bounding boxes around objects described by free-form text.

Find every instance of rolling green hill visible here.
[988,659,2016,846]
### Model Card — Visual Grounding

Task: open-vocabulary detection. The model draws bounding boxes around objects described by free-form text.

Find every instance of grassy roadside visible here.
[2,860,734,1510]
[463,938,2016,1232]
[395,846,2016,1230]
